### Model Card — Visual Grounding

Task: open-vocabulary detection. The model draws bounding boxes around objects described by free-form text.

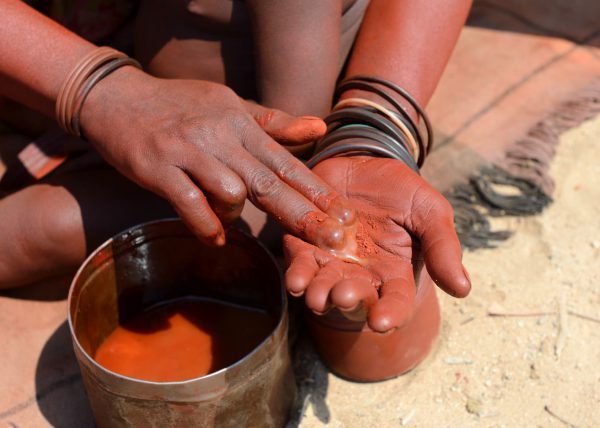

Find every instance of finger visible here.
[242,100,326,145]
[283,235,319,297]
[156,167,225,245]
[368,278,416,333]
[330,277,378,321]
[241,124,356,226]
[304,267,344,315]
[182,153,247,225]
[212,135,347,248]
[410,192,471,298]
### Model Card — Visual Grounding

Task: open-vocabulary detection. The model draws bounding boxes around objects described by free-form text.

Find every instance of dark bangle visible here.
[335,80,425,165]
[308,75,433,172]
[71,57,141,138]
[56,46,142,138]
[306,139,408,169]
[323,107,413,155]
[308,122,420,172]
[335,76,434,161]
[345,75,433,156]
[315,125,419,172]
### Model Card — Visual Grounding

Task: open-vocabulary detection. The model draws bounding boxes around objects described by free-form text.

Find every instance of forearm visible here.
[246,0,343,117]
[341,0,472,115]
[0,0,95,116]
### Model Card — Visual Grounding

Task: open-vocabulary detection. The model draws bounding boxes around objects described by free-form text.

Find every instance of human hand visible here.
[79,68,349,246]
[284,156,471,332]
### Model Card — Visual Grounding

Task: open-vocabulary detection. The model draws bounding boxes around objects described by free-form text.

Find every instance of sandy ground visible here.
[292,115,600,427]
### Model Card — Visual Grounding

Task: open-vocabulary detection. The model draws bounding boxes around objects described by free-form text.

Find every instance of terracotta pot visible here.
[306,269,440,382]
[68,219,295,427]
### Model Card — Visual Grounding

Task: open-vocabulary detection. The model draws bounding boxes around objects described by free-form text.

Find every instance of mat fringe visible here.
[446,82,600,249]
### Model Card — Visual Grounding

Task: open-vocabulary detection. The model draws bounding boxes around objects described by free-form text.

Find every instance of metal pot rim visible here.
[68,217,287,388]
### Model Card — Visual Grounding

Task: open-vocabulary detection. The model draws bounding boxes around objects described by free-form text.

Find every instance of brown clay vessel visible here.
[306,269,440,381]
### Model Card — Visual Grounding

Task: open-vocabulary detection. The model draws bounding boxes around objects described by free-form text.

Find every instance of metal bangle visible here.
[306,139,418,172]
[335,79,426,163]
[340,75,434,155]
[71,57,142,138]
[323,107,411,154]
[333,98,420,163]
[314,125,419,172]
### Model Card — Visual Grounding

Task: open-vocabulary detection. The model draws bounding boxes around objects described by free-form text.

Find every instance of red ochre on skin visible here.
[94,298,274,382]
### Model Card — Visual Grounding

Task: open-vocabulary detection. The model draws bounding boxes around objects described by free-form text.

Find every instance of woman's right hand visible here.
[79,67,350,247]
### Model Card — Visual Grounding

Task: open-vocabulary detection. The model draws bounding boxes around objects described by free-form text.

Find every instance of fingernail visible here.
[462,266,471,286]
[300,115,322,121]
[215,232,226,246]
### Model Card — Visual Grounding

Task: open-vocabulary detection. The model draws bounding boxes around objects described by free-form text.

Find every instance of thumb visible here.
[242,100,326,146]
[410,191,471,298]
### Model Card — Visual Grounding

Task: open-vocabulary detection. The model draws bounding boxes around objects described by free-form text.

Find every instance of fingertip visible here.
[330,279,377,312]
[367,299,413,333]
[430,265,471,298]
[285,271,309,296]
[304,289,330,314]
[214,232,226,247]
[368,312,396,333]
[454,266,472,297]
[304,276,337,314]
[299,115,327,134]
[330,286,360,311]
[312,217,345,250]
[286,116,326,144]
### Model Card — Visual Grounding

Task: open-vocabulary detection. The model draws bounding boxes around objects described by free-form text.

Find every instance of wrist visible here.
[79,66,155,142]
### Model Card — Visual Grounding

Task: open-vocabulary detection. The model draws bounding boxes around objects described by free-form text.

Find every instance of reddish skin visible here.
[285,157,469,333]
[341,0,474,113]
[246,0,342,117]
[0,0,472,334]
[0,1,351,250]
[283,0,474,331]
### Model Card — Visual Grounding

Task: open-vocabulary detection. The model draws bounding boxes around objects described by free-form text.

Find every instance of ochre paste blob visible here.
[318,197,367,265]
[94,298,274,382]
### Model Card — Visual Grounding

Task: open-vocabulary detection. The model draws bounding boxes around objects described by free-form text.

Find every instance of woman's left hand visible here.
[283,156,471,332]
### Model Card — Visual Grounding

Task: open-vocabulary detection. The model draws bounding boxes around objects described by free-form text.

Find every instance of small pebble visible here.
[399,409,415,426]
[529,364,540,380]
[444,356,474,365]
[466,398,484,416]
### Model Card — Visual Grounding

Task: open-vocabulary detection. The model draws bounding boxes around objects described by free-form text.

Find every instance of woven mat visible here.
[424,0,600,248]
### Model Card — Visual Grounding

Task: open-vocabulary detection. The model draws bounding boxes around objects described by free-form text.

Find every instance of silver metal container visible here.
[68,219,295,427]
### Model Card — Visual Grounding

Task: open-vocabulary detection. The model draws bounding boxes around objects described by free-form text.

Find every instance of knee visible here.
[0,185,85,288]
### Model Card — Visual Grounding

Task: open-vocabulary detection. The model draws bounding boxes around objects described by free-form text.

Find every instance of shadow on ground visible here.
[285,326,331,428]
[35,321,94,428]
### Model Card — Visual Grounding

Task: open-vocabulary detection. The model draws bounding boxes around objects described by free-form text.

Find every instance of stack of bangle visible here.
[56,46,141,138]
[307,75,433,172]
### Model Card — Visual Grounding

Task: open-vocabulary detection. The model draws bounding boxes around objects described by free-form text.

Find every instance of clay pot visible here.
[306,269,440,381]
[68,219,295,428]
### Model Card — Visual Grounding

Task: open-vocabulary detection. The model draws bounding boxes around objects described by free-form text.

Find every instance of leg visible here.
[0,166,174,288]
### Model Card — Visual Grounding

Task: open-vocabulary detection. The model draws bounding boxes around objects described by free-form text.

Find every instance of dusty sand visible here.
[292,115,600,428]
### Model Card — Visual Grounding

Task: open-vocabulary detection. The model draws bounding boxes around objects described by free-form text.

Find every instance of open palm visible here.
[284,156,471,332]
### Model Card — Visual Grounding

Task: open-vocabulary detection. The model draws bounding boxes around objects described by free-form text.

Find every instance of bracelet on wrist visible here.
[55,46,142,138]
[307,76,433,171]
